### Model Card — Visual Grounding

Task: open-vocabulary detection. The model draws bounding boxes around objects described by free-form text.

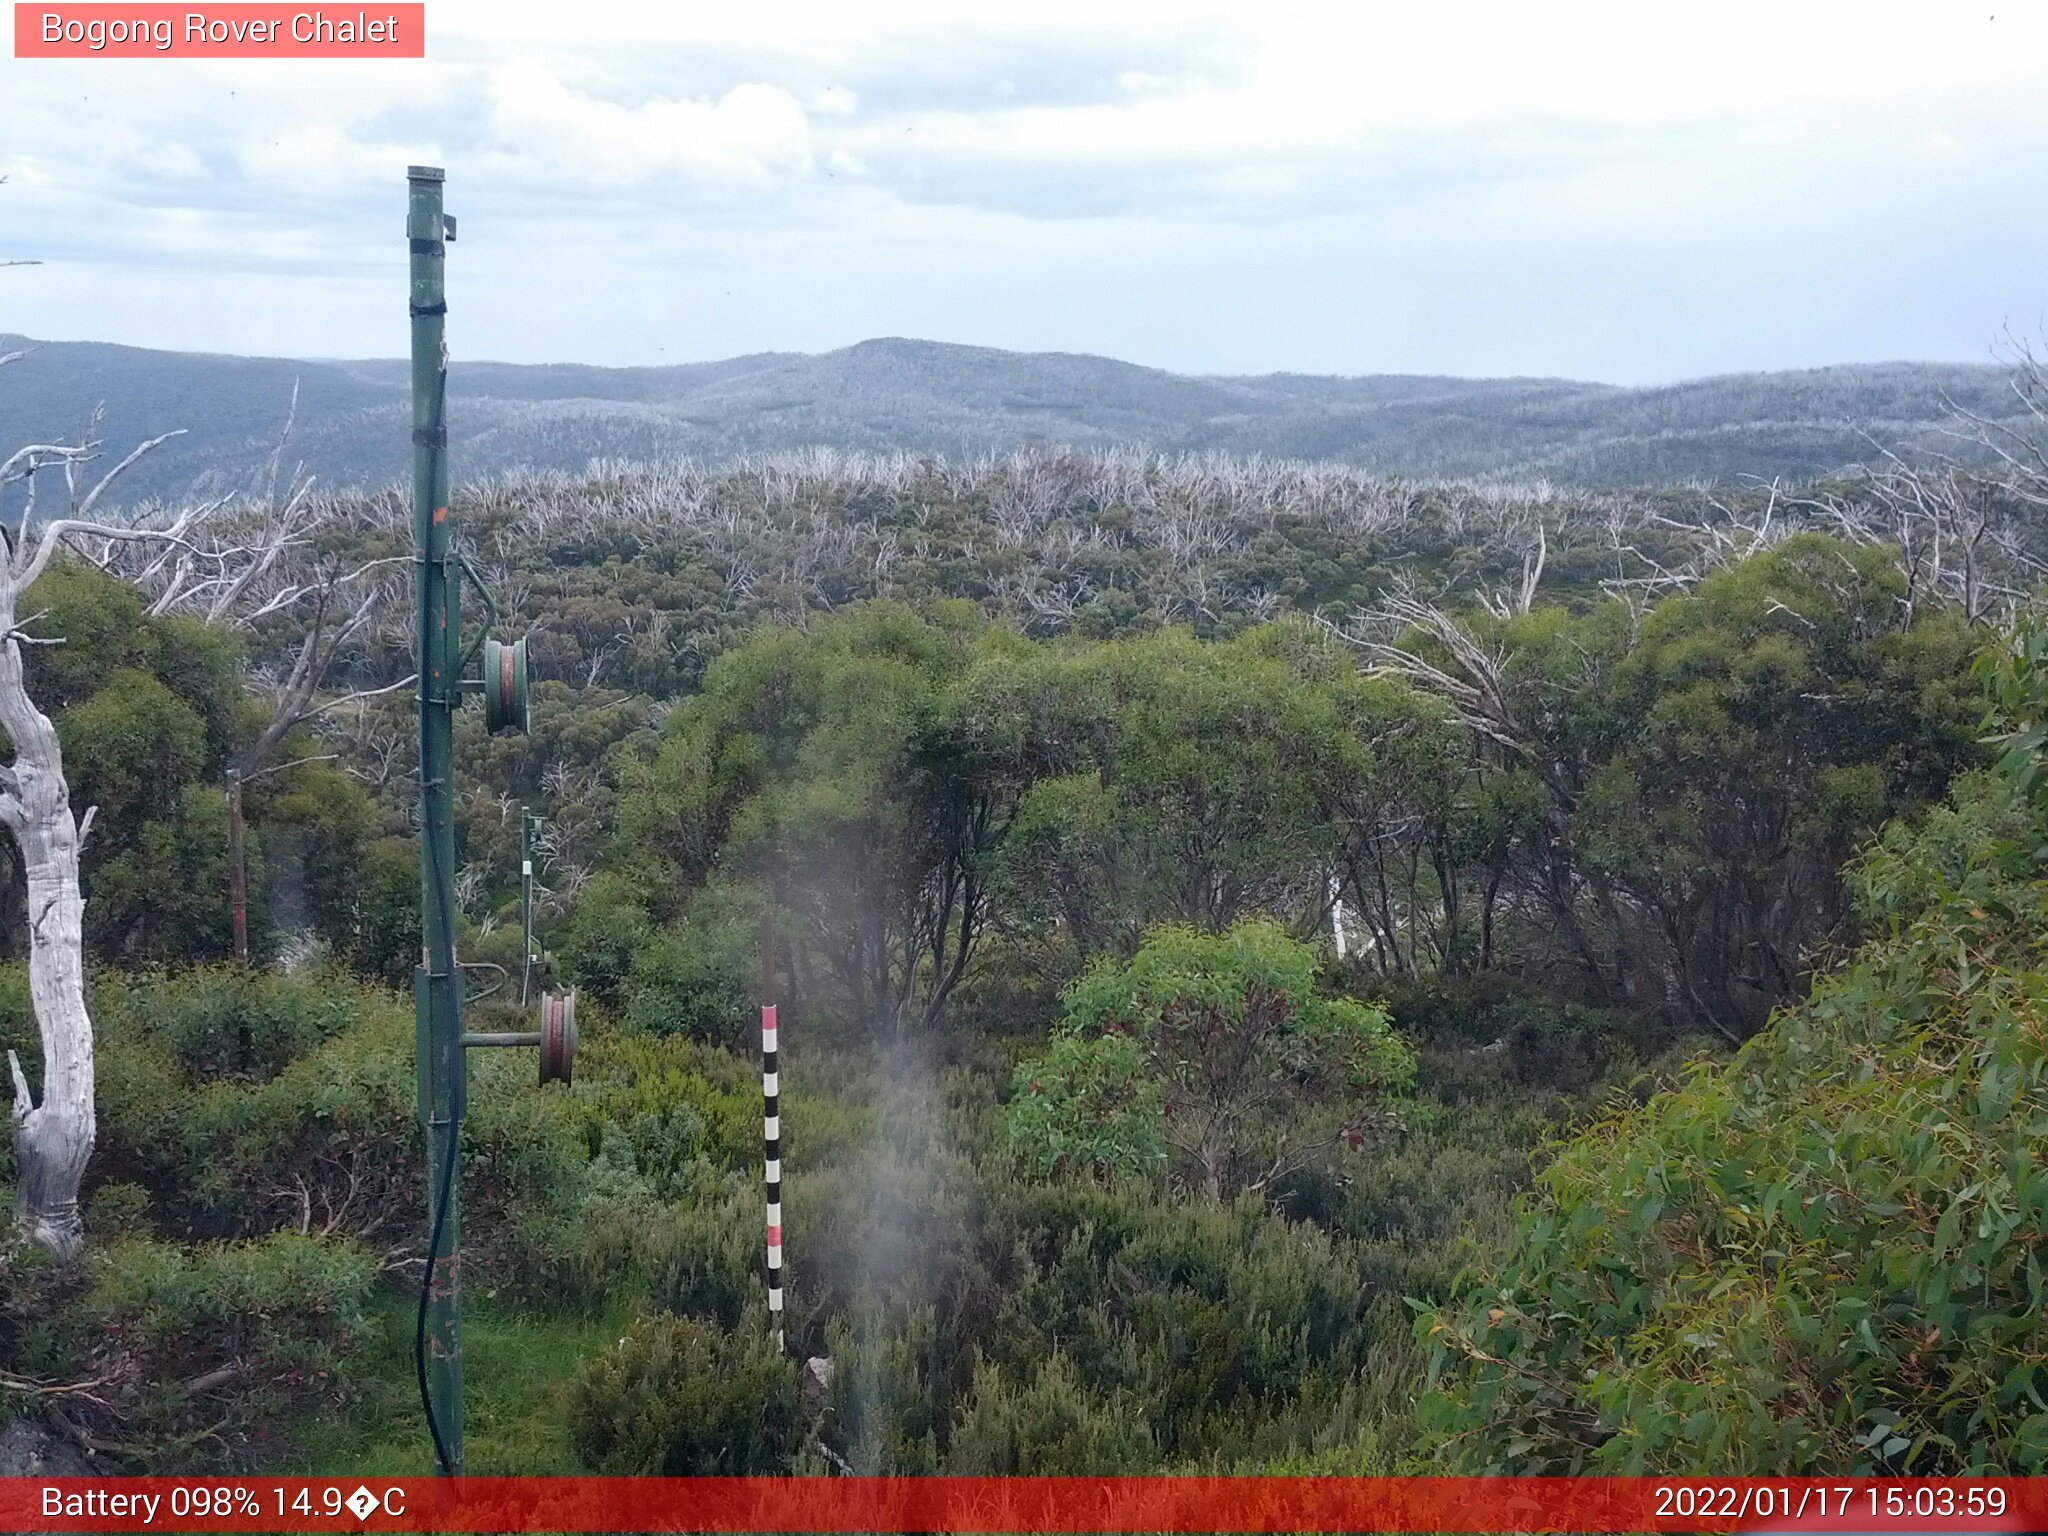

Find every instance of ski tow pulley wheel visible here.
[483,636,530,735]
[538,990,577,1085]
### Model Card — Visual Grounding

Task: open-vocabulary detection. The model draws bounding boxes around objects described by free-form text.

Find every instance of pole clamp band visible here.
[409,301,447,318]
[410,238,445,258]
[413,426,448,447]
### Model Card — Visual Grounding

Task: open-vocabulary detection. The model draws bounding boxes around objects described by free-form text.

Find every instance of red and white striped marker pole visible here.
[761,924,784,1353]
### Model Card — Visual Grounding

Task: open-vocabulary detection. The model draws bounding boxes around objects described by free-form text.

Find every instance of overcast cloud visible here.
[2,0,2043,382]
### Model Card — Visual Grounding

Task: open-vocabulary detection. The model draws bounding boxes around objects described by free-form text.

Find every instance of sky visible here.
[2,0,2044,384]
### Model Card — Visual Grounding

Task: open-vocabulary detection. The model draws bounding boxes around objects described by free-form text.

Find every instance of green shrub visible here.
[1373,973,1671,1094]
[68,1232,375,1465]
[786,1144,1396,1469]
[93,980,596,1313]
[948,1351,1156,1472]
[1003,1030,1163,1184]
[85,784,245,964]
[502,1153,675,1315]
[570,1031,870,1195]
[558,871,655,1008]
[119,1007,420,1241]
[642,1177,762,1329]
[1014,921,1412,1199]
[619,882,759,1047]
[567,1033,760,1187]
[0,1235,76,1383]
[1421,765,2048,1473]
[87,1181,153,1238]
[86,1230,373,1362]
[818,1306,945,1473]
[99,966,366,1082]
[326,835,421,988]
[569,1309,799,1473]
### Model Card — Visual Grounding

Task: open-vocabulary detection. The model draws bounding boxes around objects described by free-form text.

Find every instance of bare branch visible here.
[7,1047,31,1119]
[74,430,186,519]
[0,441,88,488]
[299,672,417,719]
[240,751,341,785]
[16,517,205,594]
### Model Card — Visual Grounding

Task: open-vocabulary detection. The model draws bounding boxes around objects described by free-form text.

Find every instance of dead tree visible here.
[0,366,324,1254]
[216,564,409,958]
[85,389,412,958]
[1776,342,2048,629]
[1789,461,2020,626]
[1327,583,1528,755]
[1478,521,1547,620]
[1950,332,2048,514]
[0,370,220,1258]
[0,537,94,1259]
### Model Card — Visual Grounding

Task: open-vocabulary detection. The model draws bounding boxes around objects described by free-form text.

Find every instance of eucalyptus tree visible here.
[993,626,1359,955]
[0,362,311,1256]
[619,601,1044,1039]
[1009,920,1413,1200]
[1335,534,1981,1038]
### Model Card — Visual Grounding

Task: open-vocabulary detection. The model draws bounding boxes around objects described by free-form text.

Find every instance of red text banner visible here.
[0,1476,2042,1533]
[14,4,425,57]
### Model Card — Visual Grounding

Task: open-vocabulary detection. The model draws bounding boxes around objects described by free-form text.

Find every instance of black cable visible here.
[414,354,460,1478]
[415,677,461,1475]
[416,1113,458,1475]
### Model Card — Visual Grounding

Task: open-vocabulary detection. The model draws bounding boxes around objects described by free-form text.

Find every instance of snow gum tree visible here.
[0,349,290,1257]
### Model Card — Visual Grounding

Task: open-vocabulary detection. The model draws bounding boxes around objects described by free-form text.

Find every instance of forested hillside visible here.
[0,332,2022,505]
[4,360,2048,1476]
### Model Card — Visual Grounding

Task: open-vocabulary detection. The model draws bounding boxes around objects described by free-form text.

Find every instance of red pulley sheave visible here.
[538,990,577,1085]
[483,636,530,734]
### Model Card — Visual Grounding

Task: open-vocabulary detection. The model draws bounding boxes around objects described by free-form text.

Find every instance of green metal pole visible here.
[408,163,465,1477]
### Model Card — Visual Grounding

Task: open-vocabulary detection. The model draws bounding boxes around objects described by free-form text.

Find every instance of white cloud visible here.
[1,0,2044,379]
[129,142,207,180]
[483,63,815,186]
[237,123,427,188]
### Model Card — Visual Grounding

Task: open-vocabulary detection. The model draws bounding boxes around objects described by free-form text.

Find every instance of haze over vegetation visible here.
[6,0,2048,1498]
[6,334,2048,1477]
[0,332,2023,504]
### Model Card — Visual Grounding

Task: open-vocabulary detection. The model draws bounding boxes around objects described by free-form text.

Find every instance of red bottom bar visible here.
[3,1476,2042,1533]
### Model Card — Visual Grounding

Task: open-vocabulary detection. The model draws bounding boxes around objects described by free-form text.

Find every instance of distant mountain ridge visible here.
[0,333,2017,505]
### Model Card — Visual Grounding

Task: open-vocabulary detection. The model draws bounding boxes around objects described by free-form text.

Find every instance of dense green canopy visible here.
[1424,749,2048,1472]
[0,461,2033,1479]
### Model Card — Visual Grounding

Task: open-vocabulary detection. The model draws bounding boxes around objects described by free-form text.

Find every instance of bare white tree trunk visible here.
[0,351,234,1258]
[0,293,80,1250]
[0,362,394,1255]
[0,578,93,1261]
